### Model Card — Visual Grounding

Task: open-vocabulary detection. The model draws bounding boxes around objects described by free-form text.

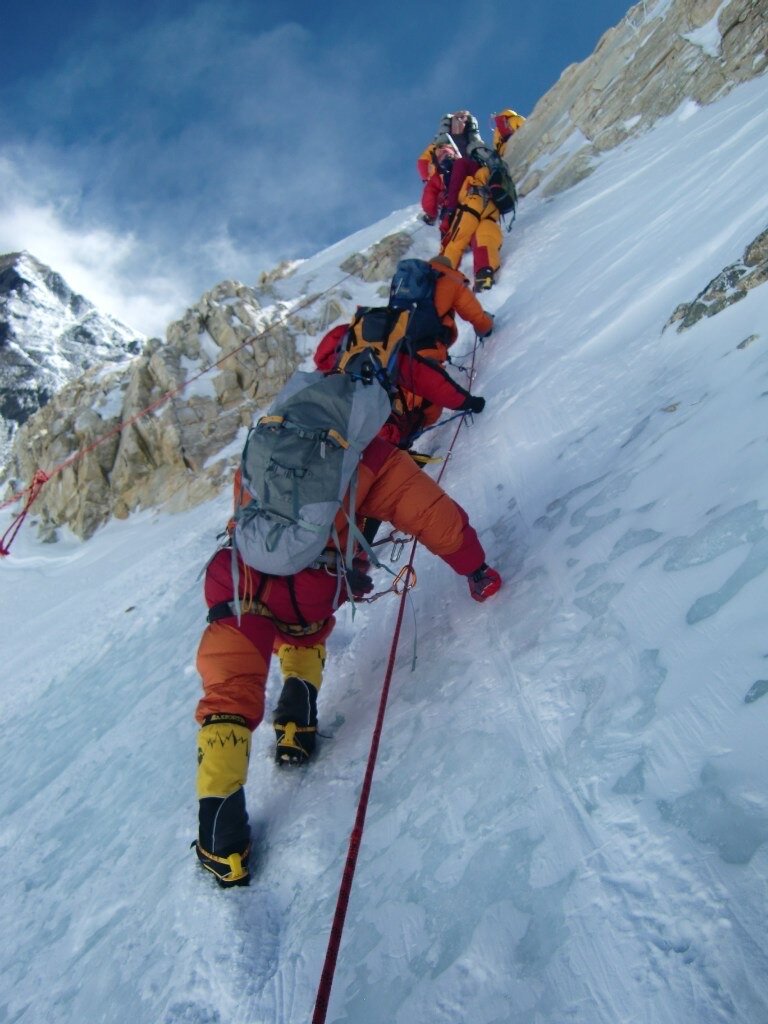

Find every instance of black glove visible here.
[479,313,495,339]
[345,558,373,599]
[462,395,486,414]
[421,213,436,225]
[466,114,480,134]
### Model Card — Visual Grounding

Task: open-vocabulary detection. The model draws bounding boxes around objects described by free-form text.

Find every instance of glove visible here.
[421,213,436,225]
[467,564,502,602]
[345,557,374,599]
[479,313,495,339]
[466,114,480,134]
[462,395,486,414]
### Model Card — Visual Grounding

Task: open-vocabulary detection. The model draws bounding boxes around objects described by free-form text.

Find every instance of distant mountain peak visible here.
[0,250,145,466]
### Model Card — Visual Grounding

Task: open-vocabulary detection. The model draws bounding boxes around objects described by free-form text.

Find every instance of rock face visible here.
[1,278,306,540]
[340,232,414,285]
[504,0,767,199]
[0,251,143,465]
[665,226,768,331]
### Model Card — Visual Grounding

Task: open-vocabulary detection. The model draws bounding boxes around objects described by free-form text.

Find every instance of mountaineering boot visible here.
[195,714,252,887]
[467,563,502,602]
[273,676,318,766]
[474,267,495,293]
[195,788,251,888]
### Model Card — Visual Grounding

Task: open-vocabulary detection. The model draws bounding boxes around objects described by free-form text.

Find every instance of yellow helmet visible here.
[493,109,526,137]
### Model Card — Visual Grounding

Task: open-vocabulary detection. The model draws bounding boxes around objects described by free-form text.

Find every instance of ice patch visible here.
[658,765,768,864]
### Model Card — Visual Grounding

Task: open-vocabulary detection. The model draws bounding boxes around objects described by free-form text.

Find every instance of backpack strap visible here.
[328,467,400,616]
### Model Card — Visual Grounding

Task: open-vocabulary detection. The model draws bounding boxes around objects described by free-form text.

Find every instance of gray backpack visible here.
[233,370,391,577]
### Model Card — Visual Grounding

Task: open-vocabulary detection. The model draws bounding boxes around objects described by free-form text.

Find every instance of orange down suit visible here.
[313,258,492,447]
[195,436,486,730]
[385,259,493,443]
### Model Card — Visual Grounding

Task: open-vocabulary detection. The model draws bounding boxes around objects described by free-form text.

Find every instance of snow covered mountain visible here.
[1,71,767,1024]
[2,3,768,1023]
[0,250,144,466]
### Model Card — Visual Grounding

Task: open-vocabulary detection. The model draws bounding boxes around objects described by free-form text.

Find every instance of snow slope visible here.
[1,73,768,1024]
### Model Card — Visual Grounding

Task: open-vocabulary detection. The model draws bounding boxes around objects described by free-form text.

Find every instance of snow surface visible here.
[2,73,768,1024]
[682,3,727,58]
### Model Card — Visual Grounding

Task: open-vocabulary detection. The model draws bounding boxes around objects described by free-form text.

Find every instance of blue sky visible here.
[0,0,632,335]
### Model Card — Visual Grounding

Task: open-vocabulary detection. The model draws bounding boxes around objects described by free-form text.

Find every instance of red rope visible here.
[311,541,416,1024]
[311,333,483,1022]
[0,469,49,556]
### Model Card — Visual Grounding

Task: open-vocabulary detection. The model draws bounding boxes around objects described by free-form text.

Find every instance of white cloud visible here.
[0,155,196,336]
[0,5,504,338]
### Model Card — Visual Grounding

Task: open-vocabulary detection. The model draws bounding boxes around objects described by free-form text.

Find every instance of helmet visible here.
[493,109,526,139]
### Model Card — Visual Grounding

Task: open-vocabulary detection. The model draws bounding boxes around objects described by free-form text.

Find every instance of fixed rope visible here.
[311,331,483,1023]
[0,469,49,556]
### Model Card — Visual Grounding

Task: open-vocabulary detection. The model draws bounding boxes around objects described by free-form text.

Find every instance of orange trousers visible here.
[196,619,327,730]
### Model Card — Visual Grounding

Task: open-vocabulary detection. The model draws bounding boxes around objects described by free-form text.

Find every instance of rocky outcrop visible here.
[340,232,415,290]
[1,278,305,540]
[505,0,768,199]
[665,225,768,331]
[1,229,422,541]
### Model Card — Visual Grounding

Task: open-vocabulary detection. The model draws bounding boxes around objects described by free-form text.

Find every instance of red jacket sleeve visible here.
[421,173,445,219]
[314,324,349,372]
[397,353,471,410]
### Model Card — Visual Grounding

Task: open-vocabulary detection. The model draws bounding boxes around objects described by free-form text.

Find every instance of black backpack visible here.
[335,259,446,390]
[471,145,518,216]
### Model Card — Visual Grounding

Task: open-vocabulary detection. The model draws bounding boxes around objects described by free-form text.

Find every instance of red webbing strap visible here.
[311,332,483,1022]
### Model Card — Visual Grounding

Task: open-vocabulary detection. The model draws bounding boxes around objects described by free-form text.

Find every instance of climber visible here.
[420,142,458,229]
[314,254,493,450]
[491,108,526,158]
[416,110,481,217]
[192,435,502,887]
[439,109,524,291]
